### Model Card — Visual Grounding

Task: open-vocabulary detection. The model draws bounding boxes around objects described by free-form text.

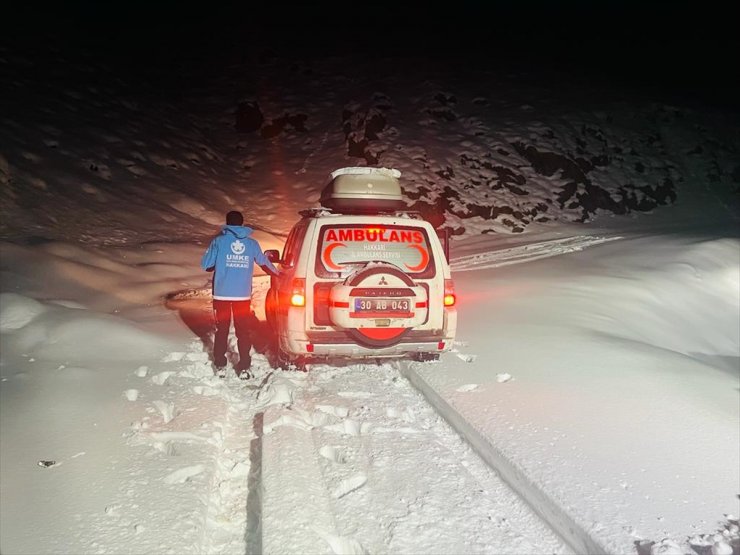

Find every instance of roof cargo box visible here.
[320,167,405,213]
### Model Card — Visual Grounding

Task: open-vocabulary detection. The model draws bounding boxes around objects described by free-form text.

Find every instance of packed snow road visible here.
[97,235,624,554]
[123,338,572,555]
[4,230,736,554]
[259,361,572,555]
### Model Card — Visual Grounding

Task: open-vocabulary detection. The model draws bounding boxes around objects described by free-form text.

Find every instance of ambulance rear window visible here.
[316,224,435,278]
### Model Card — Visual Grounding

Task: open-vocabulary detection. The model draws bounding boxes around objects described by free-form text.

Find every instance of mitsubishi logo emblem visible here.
[378,276,388,285]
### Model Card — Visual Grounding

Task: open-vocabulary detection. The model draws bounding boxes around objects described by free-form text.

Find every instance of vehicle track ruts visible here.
[252,361,574,554]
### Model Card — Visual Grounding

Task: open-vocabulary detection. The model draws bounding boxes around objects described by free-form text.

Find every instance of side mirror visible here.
[265,249,281,264]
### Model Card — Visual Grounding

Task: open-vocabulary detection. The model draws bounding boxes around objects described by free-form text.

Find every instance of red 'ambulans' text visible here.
[324,228,423,243]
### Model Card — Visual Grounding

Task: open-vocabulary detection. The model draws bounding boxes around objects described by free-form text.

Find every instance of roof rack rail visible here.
[298,206,424,219]
[298,207,334,217]
[395,210,424,219]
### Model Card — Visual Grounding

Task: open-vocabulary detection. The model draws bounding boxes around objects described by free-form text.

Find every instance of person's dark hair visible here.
[226,211,244,226]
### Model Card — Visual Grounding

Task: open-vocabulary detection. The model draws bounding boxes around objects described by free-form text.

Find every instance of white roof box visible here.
[320,167,405,213]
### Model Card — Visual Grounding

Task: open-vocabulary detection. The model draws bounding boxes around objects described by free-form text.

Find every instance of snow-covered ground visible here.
[1,38,739,555]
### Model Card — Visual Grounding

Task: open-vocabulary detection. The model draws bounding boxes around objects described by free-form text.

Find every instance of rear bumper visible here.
[277,306,456,359]
[308,340,449,358]
[280,329,453,358]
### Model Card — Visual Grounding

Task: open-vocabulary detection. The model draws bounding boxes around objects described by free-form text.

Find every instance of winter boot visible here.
[235,355,252,379]
[213,362,227,379]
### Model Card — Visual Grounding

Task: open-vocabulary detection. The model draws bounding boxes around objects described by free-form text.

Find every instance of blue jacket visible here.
[201,225,279,301]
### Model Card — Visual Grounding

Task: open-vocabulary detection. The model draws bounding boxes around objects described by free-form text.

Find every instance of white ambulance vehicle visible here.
[264,167,457,367]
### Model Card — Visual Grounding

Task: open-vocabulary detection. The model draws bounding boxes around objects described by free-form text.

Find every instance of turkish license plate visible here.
[354,298,411,313]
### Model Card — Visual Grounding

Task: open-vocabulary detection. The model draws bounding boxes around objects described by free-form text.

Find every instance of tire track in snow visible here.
[450,235,622,272]
[149,320,577,554]
[259,363,572,555]
[399,361,606,555]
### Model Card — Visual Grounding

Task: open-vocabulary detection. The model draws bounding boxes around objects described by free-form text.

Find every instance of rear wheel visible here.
[293,357,309,372]
[275,345,290,370]
[276,347,309,372]
[413,352,440,362]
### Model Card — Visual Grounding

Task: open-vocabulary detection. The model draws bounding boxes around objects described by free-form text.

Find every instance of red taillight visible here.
[443,279,456,307]
[290,278,306,307]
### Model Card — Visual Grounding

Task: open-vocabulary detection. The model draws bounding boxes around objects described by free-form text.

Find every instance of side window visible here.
[281,220,309,268]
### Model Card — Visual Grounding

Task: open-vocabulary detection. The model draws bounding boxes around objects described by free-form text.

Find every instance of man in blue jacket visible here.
[201,211,280,378]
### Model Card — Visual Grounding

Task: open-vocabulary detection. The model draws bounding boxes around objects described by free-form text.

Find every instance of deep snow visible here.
[1,39,739,555]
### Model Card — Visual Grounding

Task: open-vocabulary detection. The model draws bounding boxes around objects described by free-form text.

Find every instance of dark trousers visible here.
[212,299,252,367]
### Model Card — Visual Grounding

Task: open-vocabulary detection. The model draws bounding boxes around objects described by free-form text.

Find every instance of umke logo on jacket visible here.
[227,239,250,268]
[231,239,245,254]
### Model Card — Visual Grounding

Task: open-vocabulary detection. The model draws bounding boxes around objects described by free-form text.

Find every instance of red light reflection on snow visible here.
[453,284,530,307]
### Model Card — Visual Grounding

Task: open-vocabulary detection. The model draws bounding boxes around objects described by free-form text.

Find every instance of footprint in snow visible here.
[179,361,218,380]
[386,407,415,422]
[135,365,148,378]
[152,441,177,456]
[323,419,369,437]
[263,413,315,434]
[130,419,150,431]
[336,391,373,399]
[153,400,175,424]
[230,461,250,478]
[104,504,122,517]
[456,353,477,363]
[123,389,139,401]
[192,385,220,396]
[331,473,367,499]
[316,405,349,418]
[163,464,205,484]
[151,371,176,385]
[649,539,684,555]
[263,408,338,434]
[314,529,367,555]
[319,446,347,464]
[185,352,209,362]
[256,379,296,407]
[161,352,186,363]
[496,373,513,383]
[456,383,479,392]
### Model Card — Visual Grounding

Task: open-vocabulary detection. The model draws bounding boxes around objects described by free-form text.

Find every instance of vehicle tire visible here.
[292,356,309,372]
[413,352,440,362]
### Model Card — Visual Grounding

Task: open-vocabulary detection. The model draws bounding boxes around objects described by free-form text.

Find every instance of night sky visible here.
[3,1,739,111]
